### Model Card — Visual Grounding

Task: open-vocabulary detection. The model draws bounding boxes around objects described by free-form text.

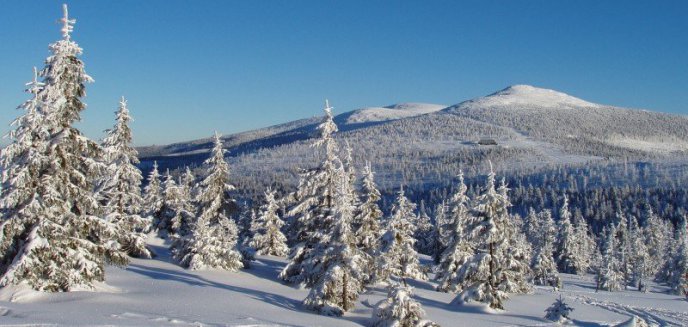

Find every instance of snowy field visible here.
[0,237,684,327]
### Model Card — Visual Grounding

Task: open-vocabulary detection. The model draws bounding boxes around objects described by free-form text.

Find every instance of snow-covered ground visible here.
[0,237,685,327]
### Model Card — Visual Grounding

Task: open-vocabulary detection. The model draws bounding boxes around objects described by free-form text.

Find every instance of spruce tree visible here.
[557,195,579,274]
[249,188,289,256]
[597,226,623,292]
[372,281,439,327]
[353,162,384,280]
[0,6,127,291]
[176,133,242,271]
[280,100,341,286]
[628,215,650,291]
[453,165,514,309]
[303,170,366,316]
[377,188,426,281]
[431,200,449,265]
[100,97,152,258]
[436,171,473,292]
[414,200,435,255]
[142,161,163,220]
[668,218,687,295]
[530,209,560,288]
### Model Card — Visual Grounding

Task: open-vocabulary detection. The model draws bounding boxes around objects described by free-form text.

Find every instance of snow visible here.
[1,238,686,326]
[453,84,601,110]
[344,103,447,124]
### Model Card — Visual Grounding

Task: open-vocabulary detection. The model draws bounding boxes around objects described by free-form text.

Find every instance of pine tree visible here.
[100,97,152,258]
[572,210,595,274]
[303,170,366,316]
[249,188,289,256]
[142,161,163,220]
[176,133,242,271]
[172,167,196,236]
[377,188,426,281]
[544,295,574,323]
[353,162,383,280]
[597,226,623,292]
[644,207,669,280]
[497,180,532,295]
[0,6,127,291]
[372,282,438,327]
[436,171,473,292]
[280,100,341,286]
[522,207,541,248]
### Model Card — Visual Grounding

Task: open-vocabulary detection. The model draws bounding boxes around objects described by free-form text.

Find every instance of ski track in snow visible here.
[570,293,688,327]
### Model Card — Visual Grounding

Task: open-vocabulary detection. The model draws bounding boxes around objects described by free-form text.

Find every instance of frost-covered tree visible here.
[544,295,574,323]
[572,210,595,274]
[597,226,623,292]
[171,167,196,236]
[497,180,532,295]
[530,209,560,288]
[431,200,449,265]
[372,282,438,327]
[644,207,669,279]
[557,195,580,274]
[157,170,183,236]
[176,133,242,271]
[522,207,541,248]
[377,188,426,281]
[453,165,520,309]
[0,68,50,272]
[280,101,342,286]
[303,170,366,316]
[100,97,152,258]
[414,200,435,256]
[142,161,163,220]
[628,216,650,291]
[0,6,128,291]
[667,219,687,296]
[249,188,289,256]
[436,171,473,292]
[353,162,383,279]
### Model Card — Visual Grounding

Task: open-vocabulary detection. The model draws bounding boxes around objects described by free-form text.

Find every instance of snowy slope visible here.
[342,103,447,124]
[453,84,601,110]
[0,237,685,326]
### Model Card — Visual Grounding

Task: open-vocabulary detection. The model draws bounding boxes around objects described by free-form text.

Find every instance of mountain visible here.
[138,85,688,200]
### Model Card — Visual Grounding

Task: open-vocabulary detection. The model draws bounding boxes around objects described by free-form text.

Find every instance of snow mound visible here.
[344,103,447,124]
[453,84,601,110]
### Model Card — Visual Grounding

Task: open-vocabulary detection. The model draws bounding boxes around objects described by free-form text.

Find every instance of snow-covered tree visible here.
[522,207,541,248]
[544,295,574,323]
[572,210,595,274]
[176,133,242,271]
[0,6,128,291]
[353,162,383,280]
[497,180,532,295]
[303,170,366,316]
[453,165,516,309]
[436,171,473,292]
[431,200,449,265]
[377,188,426,281]
[414,200,435,255]
[628,215,650,291]
[530,209,560,288]
[142,161,163,220]
[644,207,669,279]
[249,188,289,256]
[157,170,184,236]
[557,195,581,274]
[667,219,687,296]
[280,101,342,286]
[100,97,152,258]
[172,167,196,236]
[372,282,438,327]
[597,226,623,292]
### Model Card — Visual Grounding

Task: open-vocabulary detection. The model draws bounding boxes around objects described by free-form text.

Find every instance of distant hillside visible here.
[138,85,688,200]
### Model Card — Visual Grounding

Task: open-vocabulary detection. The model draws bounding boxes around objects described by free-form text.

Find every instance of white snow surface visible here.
[344,103,447,124]
[0,237,685,326]
[454,85,602,110]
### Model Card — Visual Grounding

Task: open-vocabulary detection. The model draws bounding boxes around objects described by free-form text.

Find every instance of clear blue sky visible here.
[1,1,686,146]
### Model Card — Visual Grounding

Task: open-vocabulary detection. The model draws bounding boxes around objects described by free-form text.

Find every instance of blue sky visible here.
[1,1,686,146]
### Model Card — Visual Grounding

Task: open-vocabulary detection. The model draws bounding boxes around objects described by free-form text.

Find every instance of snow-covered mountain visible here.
[138,85,688,197]
[339,102,447,124]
